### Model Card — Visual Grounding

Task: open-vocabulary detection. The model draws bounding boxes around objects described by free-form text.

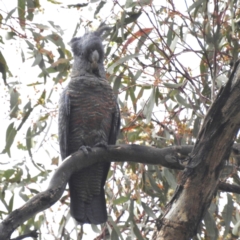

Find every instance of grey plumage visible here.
[58,24,120,224]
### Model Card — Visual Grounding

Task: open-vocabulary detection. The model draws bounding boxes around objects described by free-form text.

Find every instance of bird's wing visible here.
[108,99,121,145]
[58,87,70,160]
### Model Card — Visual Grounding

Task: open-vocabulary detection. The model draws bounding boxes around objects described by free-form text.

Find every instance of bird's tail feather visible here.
[70,187,107,225]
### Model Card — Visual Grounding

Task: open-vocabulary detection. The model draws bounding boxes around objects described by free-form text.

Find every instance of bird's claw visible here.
[94,142,108,150]
[79,145,92,155]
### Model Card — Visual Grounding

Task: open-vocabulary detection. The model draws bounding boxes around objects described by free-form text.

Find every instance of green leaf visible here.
[200,55,209,86]
[19,187,29,202]
[139,0,152,6]
[5,8,16,23]
[26,0,34,21]
[134,70,142,80]
[18,0,26,29]
[187,0,205,13]
[108,217,124,240]
[2,122,17,157]
[132,221,144,240]
[163,81,186,89]
[0,194,9,212]
[12,168,23,182]
[8,194,14,212]
[33,23,50,31]
[91,224,101,233]
[136,87,144,101]
[136,34,149,53]
[31,120,47,137]
[129,87,136,112]
[9,87,20,118]
[47,0,62,4]
[162,168,177,189]
[128,199,134,220]
[222,194,234,237]
[94,1,106,17]
[17,101,33,131]
[166,22,174,47]
[175,94,191,108]
[107,53,140,74]
[204,210,218,239]
[0,14,3,26]
[67,3,88,9]
[113,196,129,205]
[28,188,39,195]
[48,21,64,35]
[113,74,122,94]
[46,33,65,49]
[170,33,179,52]
[144,87,155,123]
[125,0,137,8]
[0,51,9,84]
[3,169,15,179]
[141,202,156,219]
[120,11,126,41]
[25,40,34,50]
[72,22,80,38]
[146,172,162,194]
[232,220,240,236]
[38,89,46,105]
[111,227,119,240]
[26,127,33,158]
[5,32,17,40]
[21,48,25,62]
[32,51,42,67]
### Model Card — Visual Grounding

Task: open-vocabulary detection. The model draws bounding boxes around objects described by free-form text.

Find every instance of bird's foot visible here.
[79,145,92,155]
[94,142,108,150]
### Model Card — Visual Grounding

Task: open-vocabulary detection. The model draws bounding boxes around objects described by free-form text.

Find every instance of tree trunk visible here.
[156,60,240,239]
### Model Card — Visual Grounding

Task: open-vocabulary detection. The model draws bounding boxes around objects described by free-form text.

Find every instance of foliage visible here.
[0,0,240,239]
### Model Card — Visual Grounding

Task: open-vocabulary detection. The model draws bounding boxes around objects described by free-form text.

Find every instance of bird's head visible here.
[70,24,111,77]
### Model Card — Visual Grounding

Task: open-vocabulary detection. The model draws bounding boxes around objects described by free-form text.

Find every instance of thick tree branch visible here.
[0,144,183,240]
[0,143,239,239]
[156,60,240,239]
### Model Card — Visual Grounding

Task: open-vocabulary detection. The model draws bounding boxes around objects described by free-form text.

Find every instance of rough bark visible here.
[156,60,240,239]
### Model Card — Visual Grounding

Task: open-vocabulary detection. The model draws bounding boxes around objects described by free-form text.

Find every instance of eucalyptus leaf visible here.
[141,202,156,219]
[222,194,234,237]
[2,122,17,157]
[18,0,26,29]
[5,8,16,23]
[204,210,218,240]
[162,168,177,189]
[108,53,140,74]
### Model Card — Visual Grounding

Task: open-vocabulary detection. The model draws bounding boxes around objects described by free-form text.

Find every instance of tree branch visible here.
[0,143,239,239]
[0,144,182,240]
